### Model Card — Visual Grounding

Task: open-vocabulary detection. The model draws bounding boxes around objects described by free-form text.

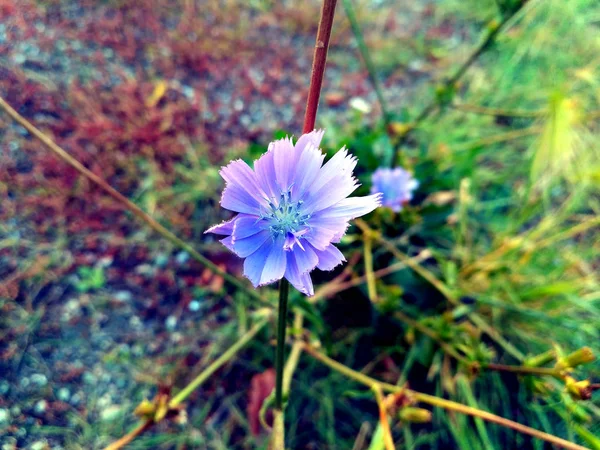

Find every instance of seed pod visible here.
[399,407,432,424]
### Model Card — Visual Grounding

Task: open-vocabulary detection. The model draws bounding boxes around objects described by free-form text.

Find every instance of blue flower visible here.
[370,167,418,212]
[206,130,381,296]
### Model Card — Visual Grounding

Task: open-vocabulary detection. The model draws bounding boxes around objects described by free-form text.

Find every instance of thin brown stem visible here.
[303,0,338,134]
[0,96,269,307]
[103,420,153,450]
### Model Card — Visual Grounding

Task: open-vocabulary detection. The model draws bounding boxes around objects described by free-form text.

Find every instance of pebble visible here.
[83,372,97,385]
[31,374,48,387]
[20,377,30,389]
[70,393,82,406]
[165,315,178,331]
[1,438,17,450]
[0,380,9,395]
[57,387,70,402]
[100,405,122,422]
[30,441,47,450]
[129,316,143,330]
[155,253,169,267]
[0,408,9,424]
[114,290,132,303]
[34,400,47,415]
[135,264,155,276]
[175,251,189,265]
[188,300,201,312]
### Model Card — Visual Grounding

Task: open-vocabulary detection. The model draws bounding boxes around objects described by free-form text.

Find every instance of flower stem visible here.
[303,0,338,134]
[275,278,290,410]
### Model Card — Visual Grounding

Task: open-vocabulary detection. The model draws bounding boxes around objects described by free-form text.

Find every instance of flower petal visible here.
[254,149,280,202]
[304,226,338,251]
[243,238,273,287]
[316,194,382,219]
[313,244,346,271]
[205,216,236,235]
[291,243,319,275]
[232,215,266,240]
[220,160,269,210]
[294,129,325,154]
[304,175,359,213]
[259,235,287,286]
[306,148,357,196]
[221,184,264,214]
[290,143,326,202]
[271,137,297,192]
[233,230,271,258]
[285,252,314,296]
[220,235,235,252]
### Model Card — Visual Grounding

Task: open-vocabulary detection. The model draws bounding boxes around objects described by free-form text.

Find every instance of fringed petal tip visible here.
[205,218,235,235]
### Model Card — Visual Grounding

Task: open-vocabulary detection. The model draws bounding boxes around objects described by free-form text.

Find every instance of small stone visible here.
[175,251,189,265]
[0,380,9,395]
[82,372,97,385]
[57,388,70,402]
[135,264,155,276]
[129,316,142,329]
[155,253,169,267]
[97,394,112,409]
[188,300,201,312]
[170,332,183,344]
[165,315,177,331]
[100,405,122,422]
[31,374,48,387]
[113,290,132,303]
[10,406,20,416]
[12,53,26,65]
[349,97,372,114]
[34,400,47,415]
[30,441,47,450]
[70,393,82,406]
[2,437,17,450]
[0,408,9,424]
[20,377,30,389]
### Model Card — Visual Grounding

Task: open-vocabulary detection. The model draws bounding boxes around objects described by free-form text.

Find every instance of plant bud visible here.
[565,376,592,401]
[399,407,432,423]
[557,347,595,370]
[134,399,156,418]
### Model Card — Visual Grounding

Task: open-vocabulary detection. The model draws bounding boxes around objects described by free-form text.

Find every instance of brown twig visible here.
[0,96,269,307]
[103,420,153,450]
[302,0,338,134]
[302,344,590,450]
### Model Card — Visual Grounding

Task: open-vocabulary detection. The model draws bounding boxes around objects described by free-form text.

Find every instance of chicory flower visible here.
[370,167,418,212]
[206,130,381,296]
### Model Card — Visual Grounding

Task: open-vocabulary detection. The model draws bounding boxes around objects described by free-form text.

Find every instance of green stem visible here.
[342,0,391,125]
[391,3,526,166]
[275,278,290,410]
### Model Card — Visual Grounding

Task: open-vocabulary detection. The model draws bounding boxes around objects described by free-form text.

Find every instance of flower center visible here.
[263,190,311,249]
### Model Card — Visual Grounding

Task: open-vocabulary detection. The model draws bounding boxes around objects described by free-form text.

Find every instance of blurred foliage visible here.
[1,0,599,449]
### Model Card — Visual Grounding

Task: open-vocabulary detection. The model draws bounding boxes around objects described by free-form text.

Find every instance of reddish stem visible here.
[302,0,338,134]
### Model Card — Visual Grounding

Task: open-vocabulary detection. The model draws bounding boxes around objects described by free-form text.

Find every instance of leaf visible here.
[247,368,276,436]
